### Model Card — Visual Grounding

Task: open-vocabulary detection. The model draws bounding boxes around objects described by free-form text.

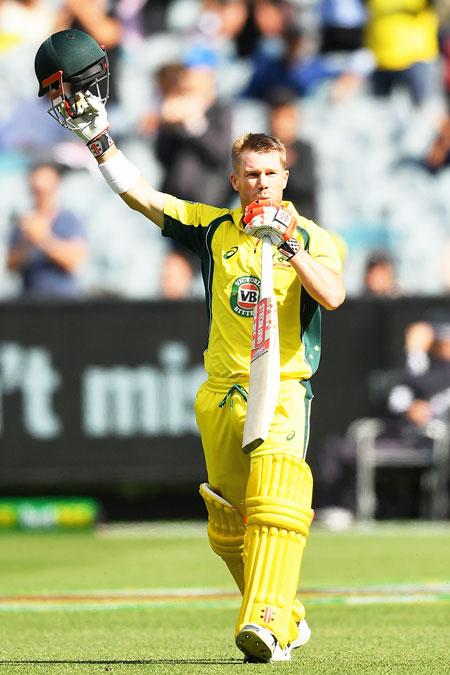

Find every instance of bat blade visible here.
[242,237,280,453]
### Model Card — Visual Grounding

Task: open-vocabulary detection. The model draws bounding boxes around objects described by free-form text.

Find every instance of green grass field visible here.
[0,522,449,674]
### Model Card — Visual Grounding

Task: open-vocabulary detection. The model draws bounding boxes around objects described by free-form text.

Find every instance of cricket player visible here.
[35,30,345,663]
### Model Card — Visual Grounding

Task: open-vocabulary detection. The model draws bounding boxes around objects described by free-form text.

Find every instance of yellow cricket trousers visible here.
[194,378,313,515]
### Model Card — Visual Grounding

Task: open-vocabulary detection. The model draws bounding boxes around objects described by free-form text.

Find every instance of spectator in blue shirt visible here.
[241,25,343,101]
[7,163,88,298]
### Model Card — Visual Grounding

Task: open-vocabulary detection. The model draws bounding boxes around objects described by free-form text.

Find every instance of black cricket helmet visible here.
[34,29,109,129]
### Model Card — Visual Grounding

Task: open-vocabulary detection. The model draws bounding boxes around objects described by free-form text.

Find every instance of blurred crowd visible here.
[1,0,450,299]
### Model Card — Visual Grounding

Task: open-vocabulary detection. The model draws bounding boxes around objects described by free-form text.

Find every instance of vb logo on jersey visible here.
[230,276,260,317]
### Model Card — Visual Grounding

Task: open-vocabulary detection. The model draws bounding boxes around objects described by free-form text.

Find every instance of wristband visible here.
[98,151,141,194]
[87,131,114,158]
[278,237,300,261]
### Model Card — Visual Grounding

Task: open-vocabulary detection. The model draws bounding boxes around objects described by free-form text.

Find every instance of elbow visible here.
[323,286,346,311]
[120,192,141,213]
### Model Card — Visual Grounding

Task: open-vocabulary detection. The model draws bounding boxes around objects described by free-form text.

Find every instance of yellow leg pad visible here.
[199,483,246,594]
[237,454,313,649]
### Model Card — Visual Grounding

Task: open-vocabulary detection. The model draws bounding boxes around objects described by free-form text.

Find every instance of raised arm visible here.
[98,146,165,228]
[60,92,167,228]
[63,0,123,49]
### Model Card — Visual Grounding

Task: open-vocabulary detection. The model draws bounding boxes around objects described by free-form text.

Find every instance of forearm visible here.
[39,238,87,273]
[289,249,345,310]
[65,0,123,47]
[52,92,166,228]
[120,176,165,227]
[97,146,165,228]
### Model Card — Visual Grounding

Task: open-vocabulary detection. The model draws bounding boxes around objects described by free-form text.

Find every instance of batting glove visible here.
[243,199,297,248]
[59,91,113,158]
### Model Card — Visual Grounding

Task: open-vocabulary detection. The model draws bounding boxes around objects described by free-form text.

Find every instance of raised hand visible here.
[56,90,113,158]
[61,90,109,143]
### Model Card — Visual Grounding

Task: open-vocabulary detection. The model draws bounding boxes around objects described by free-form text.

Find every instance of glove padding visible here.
[243,198,297,247]
[59,90,109,143]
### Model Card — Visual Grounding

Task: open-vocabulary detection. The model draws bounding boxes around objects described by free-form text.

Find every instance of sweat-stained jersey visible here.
[162,195,342,384]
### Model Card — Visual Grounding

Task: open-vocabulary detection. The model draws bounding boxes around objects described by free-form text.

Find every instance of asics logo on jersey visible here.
[224,247,238,259]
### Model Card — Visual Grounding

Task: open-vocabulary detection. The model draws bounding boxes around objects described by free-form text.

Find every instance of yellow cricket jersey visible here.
[162,195,341,384]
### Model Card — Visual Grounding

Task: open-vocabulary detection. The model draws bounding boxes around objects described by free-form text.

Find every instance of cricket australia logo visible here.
[230,276,260,317]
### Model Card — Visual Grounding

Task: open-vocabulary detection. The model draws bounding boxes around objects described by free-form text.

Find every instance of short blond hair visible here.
[231,133,287,170]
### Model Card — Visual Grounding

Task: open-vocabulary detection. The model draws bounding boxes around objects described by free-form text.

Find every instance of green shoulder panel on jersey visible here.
[296,224,322,376]
[163,213,208,255]
[163,203,234,331]
[162,198,232,256]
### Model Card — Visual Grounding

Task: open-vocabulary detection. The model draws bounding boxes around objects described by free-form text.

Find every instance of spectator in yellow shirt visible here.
[365,0,439,105]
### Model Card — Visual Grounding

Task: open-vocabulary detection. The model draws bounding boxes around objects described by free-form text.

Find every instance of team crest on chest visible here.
[230,276,261,317]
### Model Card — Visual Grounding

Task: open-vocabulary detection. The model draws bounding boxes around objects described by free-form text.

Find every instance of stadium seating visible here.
[1,1,449,299]
[348,416,450,521]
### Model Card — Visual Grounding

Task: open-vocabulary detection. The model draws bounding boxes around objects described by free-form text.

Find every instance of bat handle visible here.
[260,236,274,298]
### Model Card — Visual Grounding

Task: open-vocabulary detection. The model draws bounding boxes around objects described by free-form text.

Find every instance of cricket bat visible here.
[242,236,280,453]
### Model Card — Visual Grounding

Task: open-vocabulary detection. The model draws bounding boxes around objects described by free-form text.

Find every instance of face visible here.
[30,166,60,201]
[230,150,289,208]
[160,253,193,299]
[182,66,215,103]
[270,105,298,144]
[365,263,395,295]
